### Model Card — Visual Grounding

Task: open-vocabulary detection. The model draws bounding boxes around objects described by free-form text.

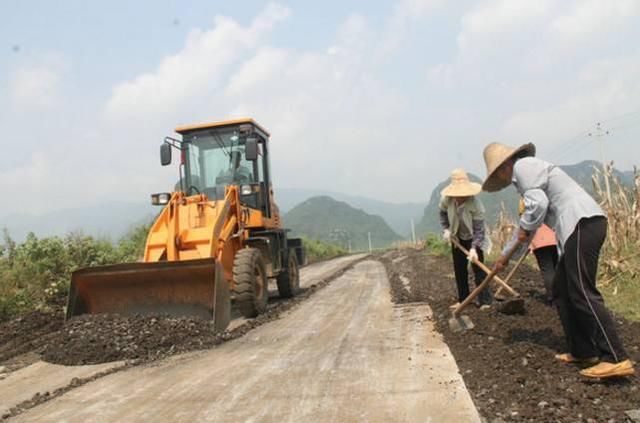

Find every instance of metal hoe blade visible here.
[497,297,526,315]
[449,314,475,332]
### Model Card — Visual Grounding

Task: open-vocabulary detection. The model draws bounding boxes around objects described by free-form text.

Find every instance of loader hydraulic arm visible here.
[143,187,245,267]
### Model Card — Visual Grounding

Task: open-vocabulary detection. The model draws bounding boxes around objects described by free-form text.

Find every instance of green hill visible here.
[415,160,634,238]
[282,196,402,251]
[275,188,423,237]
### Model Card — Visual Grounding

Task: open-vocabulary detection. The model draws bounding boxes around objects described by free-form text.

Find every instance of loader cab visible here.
[172,119,273,217]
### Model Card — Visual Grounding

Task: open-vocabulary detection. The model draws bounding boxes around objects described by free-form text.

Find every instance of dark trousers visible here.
[451,238,492,305]
[533,245,558,304]
[553,216,628,363]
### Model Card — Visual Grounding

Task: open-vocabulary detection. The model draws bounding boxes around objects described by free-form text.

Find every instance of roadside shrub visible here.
[423,233,450,256]
[301,237,346,263]
[0,223,151,322]
[0,224,350,321]
[116,223,152,262]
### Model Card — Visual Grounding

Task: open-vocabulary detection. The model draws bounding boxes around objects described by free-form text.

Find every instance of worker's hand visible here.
[467,248,478,263]
[442,229,451,242]
[517,228,530,243]
[493,255,509,272]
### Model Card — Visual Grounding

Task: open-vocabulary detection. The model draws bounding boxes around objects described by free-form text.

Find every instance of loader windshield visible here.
[182,129,255,197]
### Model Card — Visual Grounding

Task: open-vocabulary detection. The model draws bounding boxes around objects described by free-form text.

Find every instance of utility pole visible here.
[588,122,612,205]
[368,232,372,253]
[410,218,416,245]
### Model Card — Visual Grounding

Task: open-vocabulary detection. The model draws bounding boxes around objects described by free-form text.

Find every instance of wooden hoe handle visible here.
[494,249,529,297]
[453,241,521,317]
[449,237,519,297]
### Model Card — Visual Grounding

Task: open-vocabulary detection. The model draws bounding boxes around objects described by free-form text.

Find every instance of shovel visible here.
[449,241,521,332]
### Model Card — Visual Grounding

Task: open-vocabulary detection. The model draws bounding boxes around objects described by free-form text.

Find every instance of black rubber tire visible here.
[276,252,299,298]
[233,248,268,318]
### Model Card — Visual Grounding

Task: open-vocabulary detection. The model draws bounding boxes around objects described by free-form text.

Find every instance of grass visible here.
[602,276,640,322]
[423,233,451,257]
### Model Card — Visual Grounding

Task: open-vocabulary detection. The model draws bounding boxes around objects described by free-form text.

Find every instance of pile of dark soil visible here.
[0,261,360,369]
[0,311,64,370]
[42,314,228,365]
[380,248,640,422]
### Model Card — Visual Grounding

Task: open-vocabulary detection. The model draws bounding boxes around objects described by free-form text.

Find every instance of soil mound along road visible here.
[0,258,365,368]
[380,248,640,422]
[2,251,639,422]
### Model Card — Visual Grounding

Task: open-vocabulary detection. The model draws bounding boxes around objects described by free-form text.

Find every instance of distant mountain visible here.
[415,160,635,238]
[2,161,632,244]
[1,202,157,243]
[283,196,402,251]
[275,188,423,237]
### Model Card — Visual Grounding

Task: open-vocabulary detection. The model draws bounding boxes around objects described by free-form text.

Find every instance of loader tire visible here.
[233,248,268,318]
[276,252,299,298]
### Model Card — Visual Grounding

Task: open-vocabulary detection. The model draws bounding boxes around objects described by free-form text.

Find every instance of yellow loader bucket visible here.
[66,258,231,332]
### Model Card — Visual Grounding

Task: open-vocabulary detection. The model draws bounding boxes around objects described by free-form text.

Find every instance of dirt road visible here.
[11,260,479,422]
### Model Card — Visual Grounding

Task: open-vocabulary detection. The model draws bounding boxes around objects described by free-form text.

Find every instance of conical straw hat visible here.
[441,168,482,197]
[482,142,536,192]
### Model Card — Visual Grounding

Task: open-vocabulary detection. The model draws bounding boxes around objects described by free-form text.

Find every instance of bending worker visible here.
[482,142,633,379]
[439,168,493,310]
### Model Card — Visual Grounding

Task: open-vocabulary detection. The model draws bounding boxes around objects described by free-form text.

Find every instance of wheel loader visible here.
[66,118,305,332]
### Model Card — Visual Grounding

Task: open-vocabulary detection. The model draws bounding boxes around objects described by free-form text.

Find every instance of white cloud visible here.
[456,0,553,65]
[549,0,639,44]
[378,0,444,59]
[96,6,425,202]
[0,153,49,191]
[4,1,640,219]
[501,54,640,165]
[104,3,291,125]
[226,47,289,95]
[460,0,551,38]
[8,59,66,109]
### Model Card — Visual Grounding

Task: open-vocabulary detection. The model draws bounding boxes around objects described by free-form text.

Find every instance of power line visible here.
[608,120,640,132]
[542,108,640,162]
[546,130,592,160]
[545,129,591,156]
[555,136,598,163]
[598,108,640,125]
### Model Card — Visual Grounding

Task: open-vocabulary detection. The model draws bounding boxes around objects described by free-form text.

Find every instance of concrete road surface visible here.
[13,260,480,422]
[1,253,366,415]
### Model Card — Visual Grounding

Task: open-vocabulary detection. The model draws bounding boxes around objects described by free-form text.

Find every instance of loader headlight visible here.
[241,185,253,196]
[151,192,171,206]
[240,184,259,196]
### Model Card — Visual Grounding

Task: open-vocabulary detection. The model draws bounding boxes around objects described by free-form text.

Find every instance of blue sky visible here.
[2,0,640,216]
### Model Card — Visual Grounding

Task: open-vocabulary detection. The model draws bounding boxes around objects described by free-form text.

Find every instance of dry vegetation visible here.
[592,164,640,320]
[592,164,640,285]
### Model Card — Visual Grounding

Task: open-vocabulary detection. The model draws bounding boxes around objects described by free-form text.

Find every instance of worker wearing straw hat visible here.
[439,168,493,310]
[481,142,634,379]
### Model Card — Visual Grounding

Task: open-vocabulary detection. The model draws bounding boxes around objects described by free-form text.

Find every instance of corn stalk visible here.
[490,202,516,253]
[592,163,640,289]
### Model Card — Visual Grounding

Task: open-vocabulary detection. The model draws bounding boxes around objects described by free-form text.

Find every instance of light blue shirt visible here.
[503,157,604,256]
